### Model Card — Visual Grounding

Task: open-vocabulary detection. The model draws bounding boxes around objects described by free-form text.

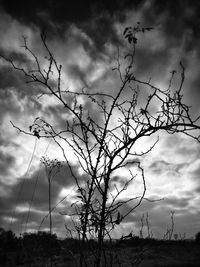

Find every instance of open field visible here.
[1,232,200,267]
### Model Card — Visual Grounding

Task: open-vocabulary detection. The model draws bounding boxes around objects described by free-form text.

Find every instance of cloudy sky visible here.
[0,0,200,239]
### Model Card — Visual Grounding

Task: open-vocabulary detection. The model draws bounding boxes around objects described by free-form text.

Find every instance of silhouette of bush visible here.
[0,228,17,251]
[22,231,60,258]
[195,232,200,243]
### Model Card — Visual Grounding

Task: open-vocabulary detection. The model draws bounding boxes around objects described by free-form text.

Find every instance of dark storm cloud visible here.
[185,76,200,114]
[42,90,106,135]
[0,66,26,92]
[0,0,143,53]
[0,0,141,25]
[124,1,200,95]
[0,59,45,125]
[0,49,29,65]
[118,194,196,237]
[0,162,80,231]
[41,98,103,136]
[0,64,43,99]
[1,0,200,57]
[0,150,15,176]
[12,164,76,209]
[134,48,171,81]
[0,131,20,152]
[117,197,161,225]
[0,170,56,212]
[81,14,121,53]
[0,204,66,234]
[0,84,42,127]
[42,103,70,131]
[0,193,15,223]
[142,0,200,50]
[67,64,88,87]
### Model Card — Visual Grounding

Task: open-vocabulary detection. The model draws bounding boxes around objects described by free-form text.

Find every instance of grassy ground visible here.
[3,242,199,267]
[117,242,200,267]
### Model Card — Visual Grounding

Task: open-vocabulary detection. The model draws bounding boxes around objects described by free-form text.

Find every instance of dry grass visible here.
[2,240,200,267]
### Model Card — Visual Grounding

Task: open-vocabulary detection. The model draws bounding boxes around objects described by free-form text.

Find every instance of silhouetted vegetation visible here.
[0,229,60,266]
[0,228,200,266]
[195,232,200,243]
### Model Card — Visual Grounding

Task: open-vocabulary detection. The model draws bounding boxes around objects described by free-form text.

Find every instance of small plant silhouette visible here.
[41,156,62,235]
